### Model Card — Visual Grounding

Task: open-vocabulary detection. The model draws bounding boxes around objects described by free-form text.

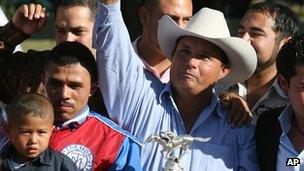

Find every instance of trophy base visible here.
[163,157,184,171]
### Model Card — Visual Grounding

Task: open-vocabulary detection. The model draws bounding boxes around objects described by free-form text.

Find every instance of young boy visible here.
[1,93,79,170]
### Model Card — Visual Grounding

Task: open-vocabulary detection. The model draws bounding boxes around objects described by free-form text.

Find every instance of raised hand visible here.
[12,4,47,35]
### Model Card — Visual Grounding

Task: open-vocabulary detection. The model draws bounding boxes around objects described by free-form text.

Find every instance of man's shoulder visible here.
[88,112,142,145]
[256,107,285,127]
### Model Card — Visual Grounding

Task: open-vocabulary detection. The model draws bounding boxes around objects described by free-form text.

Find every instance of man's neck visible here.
[173,89,213,133]
[137,37,171,76]
[246,64,277,109]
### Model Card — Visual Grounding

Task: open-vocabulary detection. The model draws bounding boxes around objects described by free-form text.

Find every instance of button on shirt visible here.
[277,106,304,171]
[93,1,259,171]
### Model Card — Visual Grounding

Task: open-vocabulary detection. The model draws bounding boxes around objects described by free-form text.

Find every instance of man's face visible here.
[55,6,95,56]
[142,0,192,49]
[45,63,93,122]
[8,115,54,162]
[170,36,230,95]
[287,66,304,119]
[238,11,285,72]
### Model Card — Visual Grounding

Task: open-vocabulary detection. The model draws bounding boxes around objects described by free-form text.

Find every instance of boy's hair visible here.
[276,34,304,84]
[7,93,54,123]
[46,41,97,83]
[54,0,98,20]
[248,2,299,41]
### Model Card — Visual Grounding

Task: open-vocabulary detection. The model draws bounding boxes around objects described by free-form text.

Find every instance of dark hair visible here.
[248,2,299,41]
[0,50,48,104]
[276,34,304,84]
[47,41,97,83]
[8,93,54,123]
[54,0,98,20]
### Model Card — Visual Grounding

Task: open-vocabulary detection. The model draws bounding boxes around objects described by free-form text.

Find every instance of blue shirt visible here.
[277,106,304,171]
[93,1,259,170]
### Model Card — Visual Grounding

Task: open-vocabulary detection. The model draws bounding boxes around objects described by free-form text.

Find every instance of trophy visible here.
[145,131,210,171]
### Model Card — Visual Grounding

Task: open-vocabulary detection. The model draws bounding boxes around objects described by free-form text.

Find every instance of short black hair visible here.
[54,0,98,20]
[8,93,54,123]
[47,41,97,83]
[248,2,299,41]
[276,34,304,84]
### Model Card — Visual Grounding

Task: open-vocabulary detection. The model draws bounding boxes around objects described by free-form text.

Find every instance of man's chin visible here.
[54,111,75,122]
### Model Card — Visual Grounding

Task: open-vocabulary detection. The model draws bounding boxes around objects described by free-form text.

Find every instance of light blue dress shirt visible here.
[93,1,258,170]
[277,106,304,171]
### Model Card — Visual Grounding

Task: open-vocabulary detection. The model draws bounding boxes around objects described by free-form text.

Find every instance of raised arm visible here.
[93,0,162,131]
[0,4,48,104]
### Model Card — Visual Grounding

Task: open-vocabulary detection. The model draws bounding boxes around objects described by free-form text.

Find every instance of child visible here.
[1,93,79,170]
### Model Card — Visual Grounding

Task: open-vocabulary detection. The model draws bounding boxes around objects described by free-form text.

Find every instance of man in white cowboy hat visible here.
[94,0,259,170]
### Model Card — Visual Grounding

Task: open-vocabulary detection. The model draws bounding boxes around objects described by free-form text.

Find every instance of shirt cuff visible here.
[0,22,29,53]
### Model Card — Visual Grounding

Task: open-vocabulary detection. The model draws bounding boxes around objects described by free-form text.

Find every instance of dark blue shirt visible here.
[1,147,79,171]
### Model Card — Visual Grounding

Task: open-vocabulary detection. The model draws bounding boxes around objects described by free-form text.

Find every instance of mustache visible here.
[53,100,74,107]
[178,71,197,77]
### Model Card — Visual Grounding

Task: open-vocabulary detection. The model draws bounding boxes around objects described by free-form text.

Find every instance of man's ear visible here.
[139,5,149,27]
[278,74,289,95]
[219,67,230,80]
[90,82,98,97]
[42,74,47,85]
[279,36,292,49]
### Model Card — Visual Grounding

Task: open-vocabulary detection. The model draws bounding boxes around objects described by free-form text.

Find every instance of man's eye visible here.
[237,31,244,37]
[56,29,66,34]
[20,131,29,134]
[72,30,85,36]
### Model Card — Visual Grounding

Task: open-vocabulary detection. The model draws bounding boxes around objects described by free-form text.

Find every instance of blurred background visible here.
[1,0,304,51]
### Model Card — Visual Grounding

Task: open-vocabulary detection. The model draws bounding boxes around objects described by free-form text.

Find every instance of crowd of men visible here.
[0,0,303,170]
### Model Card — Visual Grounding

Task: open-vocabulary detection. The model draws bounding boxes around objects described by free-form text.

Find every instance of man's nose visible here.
[240,32,251,43]
[185,57,199,69]
[65,32,77,42]
[60,85,71,99]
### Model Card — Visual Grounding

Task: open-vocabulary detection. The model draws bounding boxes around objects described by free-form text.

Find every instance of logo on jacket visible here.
[62,144,93,170]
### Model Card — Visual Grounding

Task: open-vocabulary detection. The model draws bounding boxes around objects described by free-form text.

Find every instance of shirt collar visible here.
[33,149,52,166]
[278,105,292,134]
[9,147,51,166]
[159,83,172,103]
[159,84,224,119]
[272,78,287,98]
[55,105,89,129]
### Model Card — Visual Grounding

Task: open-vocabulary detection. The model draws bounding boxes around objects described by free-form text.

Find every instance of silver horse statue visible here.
[145,131,210,171]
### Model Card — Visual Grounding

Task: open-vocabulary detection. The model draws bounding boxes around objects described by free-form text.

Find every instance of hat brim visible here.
[157,16,257,91]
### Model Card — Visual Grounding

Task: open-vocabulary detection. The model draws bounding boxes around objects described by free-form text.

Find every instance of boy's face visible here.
[7,114,54,163]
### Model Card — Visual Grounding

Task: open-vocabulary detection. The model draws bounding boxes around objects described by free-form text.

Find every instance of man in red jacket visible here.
[46,41,142,170]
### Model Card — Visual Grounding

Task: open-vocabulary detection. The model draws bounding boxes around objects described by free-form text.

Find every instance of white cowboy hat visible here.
[157,8,257,91]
